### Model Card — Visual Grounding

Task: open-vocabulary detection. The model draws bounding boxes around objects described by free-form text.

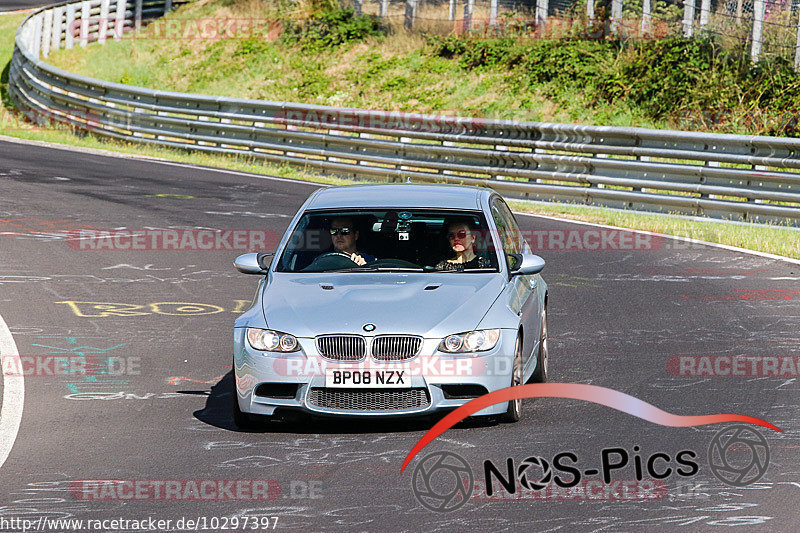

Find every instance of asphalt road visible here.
[0,137,798,532]
[0,0,52,12]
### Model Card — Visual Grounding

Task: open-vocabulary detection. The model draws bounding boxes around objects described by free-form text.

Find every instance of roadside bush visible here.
[611,38,717,117]
[282,7,387,50]
[425,33,800,135]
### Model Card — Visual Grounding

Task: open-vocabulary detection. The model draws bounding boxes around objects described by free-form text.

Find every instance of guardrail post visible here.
[752,0,765,63]
[494,144,509,180]
[353,0,362,16]
[51,6,64,52]
[641,0,651,34]
[41,9,53,58]
[610,0,621,35]
[135,0,143,31]
[463,0,475,32]
[80,2,90,47]
[404,0,416,30]
[636,155,650,191]
[99,0,110,44]
[752,166,765,204]
[32,13,43,58]
[683,0,695,38]
[19,18,30,50]
[114,0,125,40]
[699,0,710,27]
[380,0,389,17]
[795,7,800,72]
[587,0,594,22]
[537,0,549,33]
[399,136,411,173]
[490,0,498,26]
[65,4,76,49]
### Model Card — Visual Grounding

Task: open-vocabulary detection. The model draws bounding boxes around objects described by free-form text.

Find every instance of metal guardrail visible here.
[8,0,800,225]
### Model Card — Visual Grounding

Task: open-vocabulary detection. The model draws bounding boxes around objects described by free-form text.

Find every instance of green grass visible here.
[43,1,670,126]
[1,8,799,261]
[507,201,800,260]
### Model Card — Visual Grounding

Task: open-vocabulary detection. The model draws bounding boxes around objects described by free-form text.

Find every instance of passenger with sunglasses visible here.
[435,220,491,271]
[328,217,376,266]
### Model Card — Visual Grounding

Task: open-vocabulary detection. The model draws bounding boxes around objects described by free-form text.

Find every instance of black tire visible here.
[499,334,523,423]
[232,358,268,431]
[530,306,549,383]
[232,392,263,431]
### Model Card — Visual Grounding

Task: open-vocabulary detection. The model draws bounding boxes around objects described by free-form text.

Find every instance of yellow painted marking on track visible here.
[56,300,249,317]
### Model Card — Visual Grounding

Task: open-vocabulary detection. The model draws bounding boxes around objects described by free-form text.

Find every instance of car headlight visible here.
[439,329,501,353]
[246,328,300,352]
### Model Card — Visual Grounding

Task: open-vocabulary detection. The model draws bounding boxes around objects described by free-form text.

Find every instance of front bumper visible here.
[233,328,518,418]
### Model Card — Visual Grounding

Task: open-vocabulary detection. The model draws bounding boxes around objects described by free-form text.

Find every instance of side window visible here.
[491,199,522,272]
[498,200,524,253]
[491,199,521,255]
[278,216,309,272]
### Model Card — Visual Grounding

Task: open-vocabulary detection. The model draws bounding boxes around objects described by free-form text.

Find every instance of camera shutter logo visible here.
[411,451,473,512]
[517,456,553,491]
[708,425,770,487]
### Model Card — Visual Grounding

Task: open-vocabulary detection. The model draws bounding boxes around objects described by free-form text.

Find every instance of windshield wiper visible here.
[432,268,497,273]
[348,266,425,272]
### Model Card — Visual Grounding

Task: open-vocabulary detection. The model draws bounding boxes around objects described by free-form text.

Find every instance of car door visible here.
[490,197,539,368]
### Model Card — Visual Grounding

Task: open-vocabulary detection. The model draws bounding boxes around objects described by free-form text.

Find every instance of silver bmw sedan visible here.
[232,183,548,428]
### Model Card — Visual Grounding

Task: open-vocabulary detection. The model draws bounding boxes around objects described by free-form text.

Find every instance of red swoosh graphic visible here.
[401,383,781,472]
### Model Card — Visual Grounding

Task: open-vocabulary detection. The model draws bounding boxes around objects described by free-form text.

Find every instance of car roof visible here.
[305,183,490,210]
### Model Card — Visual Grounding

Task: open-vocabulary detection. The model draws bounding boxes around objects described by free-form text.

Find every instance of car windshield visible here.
[276,210,500,273]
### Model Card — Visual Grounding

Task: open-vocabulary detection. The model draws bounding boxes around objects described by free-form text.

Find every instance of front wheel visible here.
[232,358,269,431]
[499,334,523,423]
[232,393,262,431]
[530,306,548,383]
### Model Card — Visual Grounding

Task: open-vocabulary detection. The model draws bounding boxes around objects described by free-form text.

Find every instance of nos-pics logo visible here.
[411,452,473,512]
[411,425,770,512]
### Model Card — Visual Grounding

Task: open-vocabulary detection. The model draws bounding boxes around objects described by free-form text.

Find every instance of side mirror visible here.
[234,252,272,274]
[508,253,545,276]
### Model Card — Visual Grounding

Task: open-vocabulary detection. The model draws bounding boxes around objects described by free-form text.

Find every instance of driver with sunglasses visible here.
[328,217,376,266]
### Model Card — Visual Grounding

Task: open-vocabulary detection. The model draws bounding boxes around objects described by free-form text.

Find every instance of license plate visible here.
[325,369,409,388]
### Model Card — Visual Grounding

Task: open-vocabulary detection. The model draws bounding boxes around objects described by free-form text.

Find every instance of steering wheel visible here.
[316,252,357,262]
[301,251,359,272]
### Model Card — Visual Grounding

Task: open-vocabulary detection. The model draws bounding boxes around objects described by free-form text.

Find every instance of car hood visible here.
[261,272,505,338]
